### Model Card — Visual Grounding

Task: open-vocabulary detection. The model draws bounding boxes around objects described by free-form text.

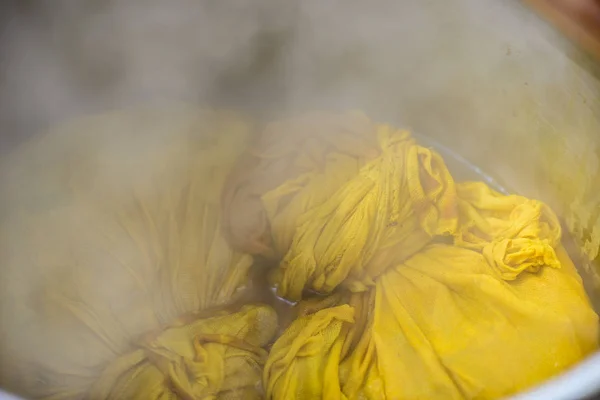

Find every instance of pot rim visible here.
[510,350,600,400]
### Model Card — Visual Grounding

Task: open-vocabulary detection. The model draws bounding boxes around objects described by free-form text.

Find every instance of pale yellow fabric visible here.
[0,109,278,399]
[89,305,277,400]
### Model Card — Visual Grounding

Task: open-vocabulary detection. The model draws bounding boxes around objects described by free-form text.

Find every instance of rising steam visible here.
[1,0,600,397]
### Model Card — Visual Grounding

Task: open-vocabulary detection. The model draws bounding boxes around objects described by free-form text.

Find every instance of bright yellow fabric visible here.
[267,127,457,299]
[264,303,354,400]
[455,181,562,279]
[265,242,598,399]
[242,113,600,399]
[0,109,278,399]
[224,113,457,300]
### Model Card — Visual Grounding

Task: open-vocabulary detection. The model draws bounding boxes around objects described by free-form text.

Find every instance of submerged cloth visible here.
[264,244,598,399]
[1,108,597,400]
[222,112,599,398]
[264,187,599,399]
[223,112,457,300]
[0,108,278,399]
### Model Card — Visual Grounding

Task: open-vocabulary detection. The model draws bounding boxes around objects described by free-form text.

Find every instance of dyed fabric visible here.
[222,112,599,399]
[222,112,380,259]
[224,113,457,300]
[1,109,597,400]
[89,305,277,400]
[454,181,563,280]
[0,109,278,399]
[264,243,598,399]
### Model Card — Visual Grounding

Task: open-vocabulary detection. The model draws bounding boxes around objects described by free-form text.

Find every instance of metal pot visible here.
[0,0,599,398]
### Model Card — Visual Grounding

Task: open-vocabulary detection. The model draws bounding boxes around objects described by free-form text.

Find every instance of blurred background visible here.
[1,0,600,258]
[1,0,598,153]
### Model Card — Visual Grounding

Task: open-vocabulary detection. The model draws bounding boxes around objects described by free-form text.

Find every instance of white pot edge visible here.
[511,351,600,400]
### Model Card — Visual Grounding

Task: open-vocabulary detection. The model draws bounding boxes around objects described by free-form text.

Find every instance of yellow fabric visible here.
[264,303,354,400]
[90,305,277,400]
[1,109,597,400]
[265,243,598,399]
[220,113,600,398]
[224,113,457,300]
[264,292,379,400]
[455,181,562,279]
[222,112,380,257]
[0,109,278,399]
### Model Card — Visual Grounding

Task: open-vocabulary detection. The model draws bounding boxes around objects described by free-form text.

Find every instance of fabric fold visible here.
[455,182,562,280]
[264,244,598,399]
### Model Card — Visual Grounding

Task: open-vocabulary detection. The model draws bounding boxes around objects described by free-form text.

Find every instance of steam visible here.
[1,0,600,397]
[0,0,296,151]
[0,0,589,157]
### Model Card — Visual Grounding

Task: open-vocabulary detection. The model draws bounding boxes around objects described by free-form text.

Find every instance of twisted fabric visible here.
[228,113,600,399]
[455,181,562,280]
[222,111,380,258]
[224,113,458,300]
[90,305,277,400]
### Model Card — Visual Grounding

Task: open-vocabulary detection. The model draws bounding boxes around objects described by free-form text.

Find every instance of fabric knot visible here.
[454,181,562,278]
[257,125,457,301]
[483,237,561,280]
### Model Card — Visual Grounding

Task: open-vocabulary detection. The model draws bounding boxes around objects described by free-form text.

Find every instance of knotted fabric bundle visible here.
[0,108,278,400]
[223,112,458,300]
[455,181,562,279]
